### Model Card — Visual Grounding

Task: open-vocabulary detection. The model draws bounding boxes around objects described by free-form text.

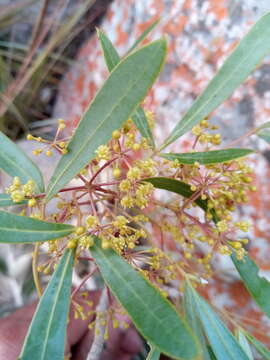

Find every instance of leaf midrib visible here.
[0,226,73,234]
[197,297,248,360]
[47,42,163,198]
[41,250,73,359]
[165,19,270,144]
[95,245,193,355]
[162,149,252,163]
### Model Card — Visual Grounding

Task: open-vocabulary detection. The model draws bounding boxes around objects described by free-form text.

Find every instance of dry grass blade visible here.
[0,0,96,122]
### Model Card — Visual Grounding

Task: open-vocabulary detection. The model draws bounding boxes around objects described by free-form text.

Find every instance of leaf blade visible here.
[97,29,155,147]
[91,238,200,360]
[184,282,249,360]
[161,149,253,165]
[46,39,166,200]
[231,253,270,318]
[0,132,44,192]
[184,282,211,360]
[19,249,74,360]
[144,177,208,212]
[144,177,219,222]
[0,211,74,243]
[162,13,270,148]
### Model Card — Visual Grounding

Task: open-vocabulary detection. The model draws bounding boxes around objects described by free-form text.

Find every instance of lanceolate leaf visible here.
[132,107,155,148]
[161,149,253,165]
[128,18,160,53]
[91,238,200,360]
[184,283,211,360]
[184,282,249,360]
[19,249,75,360]
[0,132,44,192]
[231,253,270,318]
[244,332,270,359]
[97,28,120,71]
[0,211,74,243]
[0,193,27,207]
[97,29,155,147]
[46,39,166,201]
[162,13,270,148]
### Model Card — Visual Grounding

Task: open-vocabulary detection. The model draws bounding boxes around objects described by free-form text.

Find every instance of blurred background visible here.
[1,0,270,349]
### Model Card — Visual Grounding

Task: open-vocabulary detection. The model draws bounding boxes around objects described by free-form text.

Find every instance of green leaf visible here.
[0,211,74,243]
[231,253,270,318]
[184,282,212,360]
[97,28,120,71]
[128,18,160,53]
[162,13,270,148]
[144,177,219,222]
[236,329,253,360]
[97,29,155,147]
[146,344,160,360]
[19,249,74,360]
[91,238,200,360]
[0,131,44,192]
[161,148,253,165]
[0,193,27,207]
[131,107,155,148]
[244,332,270,359]
[46,39,166,201]
[184,282,249,360]
[144,177,208,212]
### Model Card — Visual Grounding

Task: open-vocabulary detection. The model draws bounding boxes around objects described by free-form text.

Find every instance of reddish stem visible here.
[71,266,97,299]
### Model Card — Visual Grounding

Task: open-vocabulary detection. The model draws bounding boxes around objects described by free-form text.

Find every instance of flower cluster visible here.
[26,118,68,157]
[5,176,36,205]
[6,113,256,303]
